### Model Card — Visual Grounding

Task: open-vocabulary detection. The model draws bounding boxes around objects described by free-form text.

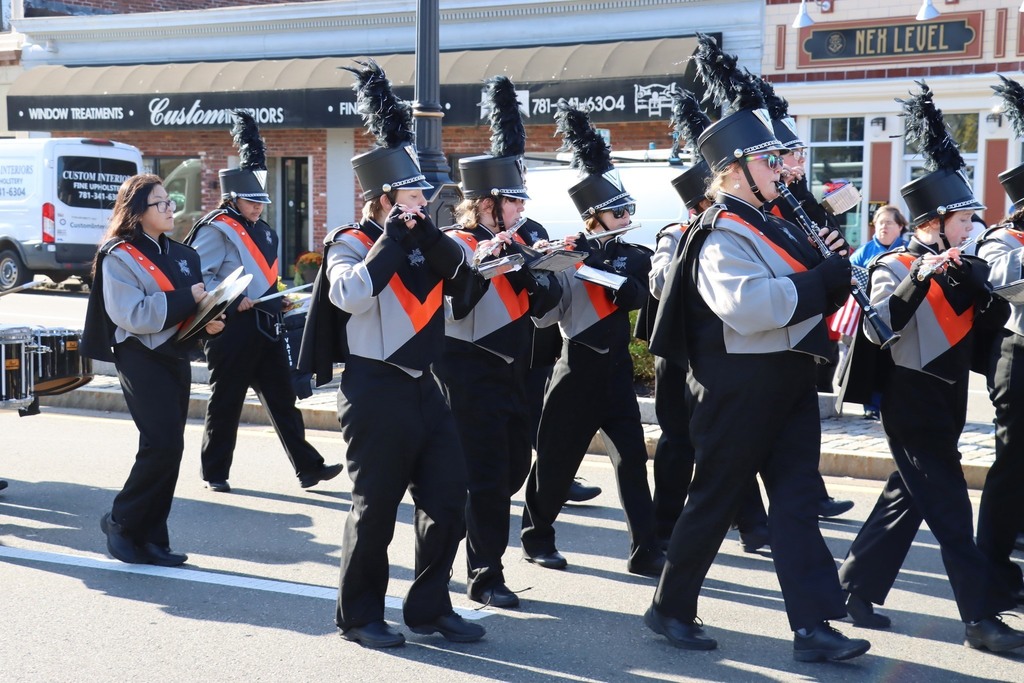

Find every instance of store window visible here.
[809,117,865,246]
[904,112,978,184]
[2,0,11,33]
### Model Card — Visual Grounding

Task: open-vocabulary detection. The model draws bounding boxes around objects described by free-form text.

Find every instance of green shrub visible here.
[628,309,656,385]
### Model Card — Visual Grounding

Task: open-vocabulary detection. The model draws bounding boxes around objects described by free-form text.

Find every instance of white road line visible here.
[0,546,490,620]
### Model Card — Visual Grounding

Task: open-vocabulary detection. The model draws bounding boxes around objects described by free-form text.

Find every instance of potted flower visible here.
[294,250,323,285]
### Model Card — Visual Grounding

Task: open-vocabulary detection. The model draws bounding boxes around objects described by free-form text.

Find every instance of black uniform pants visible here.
[200,308,323,482]
[654,352,846,632]
[335,356,468,629]
[112,339,190,548]
[839,365,1014,623]
[521,339,657,564]
[435,341,532,594]
[653,356,769,539]
[978,329,1024,592]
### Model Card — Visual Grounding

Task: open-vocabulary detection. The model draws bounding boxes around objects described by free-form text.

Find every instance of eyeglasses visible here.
[791,149,808,162]
[147,199,177,213]
[610,203,636,219]
[744,153,783,171]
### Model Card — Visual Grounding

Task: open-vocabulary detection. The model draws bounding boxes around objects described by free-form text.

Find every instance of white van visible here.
[0,137,143,290]
[523,159,689,249]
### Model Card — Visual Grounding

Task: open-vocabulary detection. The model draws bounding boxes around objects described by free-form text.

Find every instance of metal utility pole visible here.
[413,0,460,227]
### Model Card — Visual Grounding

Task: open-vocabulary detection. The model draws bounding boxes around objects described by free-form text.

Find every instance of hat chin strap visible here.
[739,161,769,205]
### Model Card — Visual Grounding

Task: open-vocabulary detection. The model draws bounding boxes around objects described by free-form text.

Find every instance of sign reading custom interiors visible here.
[7,76,699,132]
[797,11,982,68]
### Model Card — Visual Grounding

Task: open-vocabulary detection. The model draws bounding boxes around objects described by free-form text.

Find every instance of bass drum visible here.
[1,325,33,409]
[32,327,93,396]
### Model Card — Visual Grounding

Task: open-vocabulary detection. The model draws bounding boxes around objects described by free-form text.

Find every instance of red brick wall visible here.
[53,120,671,248]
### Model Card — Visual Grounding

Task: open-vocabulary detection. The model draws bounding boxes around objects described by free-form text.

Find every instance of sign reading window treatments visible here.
[797,11,983,69]
[7,75,704,132]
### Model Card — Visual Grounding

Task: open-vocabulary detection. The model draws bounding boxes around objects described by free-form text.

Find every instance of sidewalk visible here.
[38,362,997,489]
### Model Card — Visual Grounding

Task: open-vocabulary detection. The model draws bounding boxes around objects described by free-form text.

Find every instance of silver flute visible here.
[915,235,979,281]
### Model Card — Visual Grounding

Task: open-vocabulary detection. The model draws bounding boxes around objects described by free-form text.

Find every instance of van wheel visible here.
[0,249,30,291]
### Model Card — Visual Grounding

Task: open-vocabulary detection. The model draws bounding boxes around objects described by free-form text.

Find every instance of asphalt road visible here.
[2,407,1023,682]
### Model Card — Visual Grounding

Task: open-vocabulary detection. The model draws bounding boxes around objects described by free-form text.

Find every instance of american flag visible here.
[830,265,871,339]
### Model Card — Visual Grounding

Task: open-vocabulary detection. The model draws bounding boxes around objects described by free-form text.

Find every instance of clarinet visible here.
[775,182,900,350]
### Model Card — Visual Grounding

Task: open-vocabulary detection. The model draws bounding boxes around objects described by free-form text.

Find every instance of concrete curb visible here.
[40,367,991,488]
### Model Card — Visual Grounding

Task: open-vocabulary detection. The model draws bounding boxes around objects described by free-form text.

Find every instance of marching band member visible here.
[838,82,1024,653]
[632,88,765,550]
[435,76,562,609]
[974,74,1024,607]
[757,75,855,518]
[303,60,482,648]
[81,173,225,566]
[520,100,664,577]
[187,111,340,493]
[646,35,867,661]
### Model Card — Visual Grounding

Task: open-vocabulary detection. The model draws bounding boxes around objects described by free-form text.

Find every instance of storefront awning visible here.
[6,36,703,131]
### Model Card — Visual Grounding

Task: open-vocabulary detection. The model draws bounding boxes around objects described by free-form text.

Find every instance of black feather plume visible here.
[341,58,415,149]
[992,74,1024,140]
[230,110,267,171]
[898,81,965,173]
[486,75,526,158]
[754,75,790,121]
[691,33,765,114]
[669,89,711,156]
[553,99,612,175]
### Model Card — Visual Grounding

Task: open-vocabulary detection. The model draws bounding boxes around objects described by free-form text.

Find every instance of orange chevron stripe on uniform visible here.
[452,230,529,321]
[725,211,808,273]
[342,226,441,333]
[895,253,972,347]
[573,262,618,318]
[218,214,279,286]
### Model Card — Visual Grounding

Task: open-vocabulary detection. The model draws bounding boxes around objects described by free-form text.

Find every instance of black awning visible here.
[6,36,703,131]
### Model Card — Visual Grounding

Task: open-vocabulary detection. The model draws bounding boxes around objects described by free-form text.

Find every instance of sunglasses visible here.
[744,153,783,171]
[610,203,636,219]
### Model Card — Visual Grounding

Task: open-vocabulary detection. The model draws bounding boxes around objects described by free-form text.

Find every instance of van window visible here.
[56,156,137,210]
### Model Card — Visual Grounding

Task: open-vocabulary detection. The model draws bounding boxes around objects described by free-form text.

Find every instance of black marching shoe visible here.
[1014,533,1024,553]
[141,543,188,567]
[341,620,406,649]
[793,622,870,662]
[818,496,855,519]
[643,606,717,650]
[565,478,601,503]
[739,525,770,553]
[100,512,147,564]
[964,615,1024,653]
[628,549,667,577]
[299,463,344,489]
[409,612,485,643]
[523,548,567,570]
[845,593,891,629]
[468,583,520,609]
[205,480,231,493]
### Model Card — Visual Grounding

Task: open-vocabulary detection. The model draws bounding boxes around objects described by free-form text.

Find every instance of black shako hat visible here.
[343,59,432,201]
[690,34,785,174]
[554,100,635,218]
[668,89,713,212]
[993,74,1024,208]
[898,81,984,227]
[460,76,529,200]
[219,110,272,204]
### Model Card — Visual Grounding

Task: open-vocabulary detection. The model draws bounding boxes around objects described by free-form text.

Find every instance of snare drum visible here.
[1,325,33,409]
[32,327,93,396]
